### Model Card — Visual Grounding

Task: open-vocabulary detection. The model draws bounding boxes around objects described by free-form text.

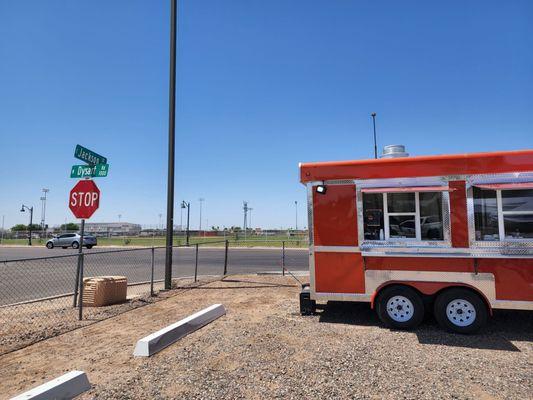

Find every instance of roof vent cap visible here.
[381,144,409,158]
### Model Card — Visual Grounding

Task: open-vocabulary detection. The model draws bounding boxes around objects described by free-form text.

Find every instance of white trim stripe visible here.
[492,300,533,311]
[313,246,360,253]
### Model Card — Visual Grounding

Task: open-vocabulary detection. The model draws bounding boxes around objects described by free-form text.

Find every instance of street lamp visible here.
[181,201,190,246]
[20,204,34,246]
[294,200,298,231]
[40,188,49,238]
[371,112,378,159]
[198,198,205,234]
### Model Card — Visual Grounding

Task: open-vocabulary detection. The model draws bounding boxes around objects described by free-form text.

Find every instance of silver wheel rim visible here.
[446,299,476,327]
[386,295,414,322]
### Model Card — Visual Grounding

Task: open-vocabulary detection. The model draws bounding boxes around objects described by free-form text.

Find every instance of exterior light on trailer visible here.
[316,185,327,195]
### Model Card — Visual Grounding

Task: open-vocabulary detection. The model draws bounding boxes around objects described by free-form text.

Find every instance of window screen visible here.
[473,188,499,241]
[363,193,384,240]
[502,189,533,239]
[420,192,444,240]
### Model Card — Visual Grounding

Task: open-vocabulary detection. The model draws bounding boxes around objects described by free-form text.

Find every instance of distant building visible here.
[84,222,142,236]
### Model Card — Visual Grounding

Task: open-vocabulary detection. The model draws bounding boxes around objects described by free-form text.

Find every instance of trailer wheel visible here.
[376,286,425,330]
[434,288,487,334]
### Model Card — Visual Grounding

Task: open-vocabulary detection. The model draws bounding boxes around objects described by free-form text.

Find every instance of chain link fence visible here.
[0,240,308,355]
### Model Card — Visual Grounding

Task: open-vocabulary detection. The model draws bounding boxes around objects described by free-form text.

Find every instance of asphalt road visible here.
[0,246,309,306]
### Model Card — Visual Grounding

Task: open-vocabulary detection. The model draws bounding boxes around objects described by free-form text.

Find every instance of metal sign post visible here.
[77,219,85,320]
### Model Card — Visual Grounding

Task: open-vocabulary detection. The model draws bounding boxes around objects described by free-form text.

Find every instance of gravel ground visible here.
[1,275,531,399]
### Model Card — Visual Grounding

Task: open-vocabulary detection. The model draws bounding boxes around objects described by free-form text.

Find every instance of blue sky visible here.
[0,0,532,230]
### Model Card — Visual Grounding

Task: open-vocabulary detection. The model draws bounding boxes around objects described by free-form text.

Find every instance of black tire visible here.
[72,241,80,249]
[46,242,54,249]
[376,285,425,330]
[86,245,93,249]
[434,288,488,334]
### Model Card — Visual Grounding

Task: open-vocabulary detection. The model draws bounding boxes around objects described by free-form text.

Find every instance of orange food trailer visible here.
[299,147,533,333]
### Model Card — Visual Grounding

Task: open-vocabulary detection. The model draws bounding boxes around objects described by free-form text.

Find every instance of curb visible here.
[133,304,226,357]
[10,370,91,400]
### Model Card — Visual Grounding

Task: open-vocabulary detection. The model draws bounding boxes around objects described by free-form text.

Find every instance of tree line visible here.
[11,223,80,231]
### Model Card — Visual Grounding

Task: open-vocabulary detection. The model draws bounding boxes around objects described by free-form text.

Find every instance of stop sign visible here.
[69,180,100,219]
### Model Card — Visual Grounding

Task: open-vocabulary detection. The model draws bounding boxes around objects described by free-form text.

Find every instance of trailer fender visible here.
[370,281,493,316]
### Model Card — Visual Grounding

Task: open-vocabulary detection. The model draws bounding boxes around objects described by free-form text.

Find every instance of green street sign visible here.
[92,163,109,177]
[70,164,109,178]
[74,144,107,165]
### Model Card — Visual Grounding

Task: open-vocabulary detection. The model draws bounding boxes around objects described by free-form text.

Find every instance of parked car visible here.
[46,233,97,249]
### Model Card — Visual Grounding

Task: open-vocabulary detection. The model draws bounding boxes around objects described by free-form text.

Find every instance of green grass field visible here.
[0,235,309,248]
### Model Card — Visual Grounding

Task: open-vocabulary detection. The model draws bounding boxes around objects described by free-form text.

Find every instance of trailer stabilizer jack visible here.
[300,285,316,315]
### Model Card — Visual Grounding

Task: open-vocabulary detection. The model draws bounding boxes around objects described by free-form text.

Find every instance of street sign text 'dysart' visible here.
[70,164,109,178]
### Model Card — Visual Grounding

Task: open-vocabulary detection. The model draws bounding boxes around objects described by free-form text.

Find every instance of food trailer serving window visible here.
[473,183,533,241]
[362,186,447,242]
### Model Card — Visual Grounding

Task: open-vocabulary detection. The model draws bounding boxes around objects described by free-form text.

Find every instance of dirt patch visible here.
[0,277,214,356]
[0,275,531,399]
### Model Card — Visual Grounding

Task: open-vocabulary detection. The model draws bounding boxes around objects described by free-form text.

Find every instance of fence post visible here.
[282,240,285,276]
[194,243,199,282]
[223,240,229,275]
[150,247,155,296]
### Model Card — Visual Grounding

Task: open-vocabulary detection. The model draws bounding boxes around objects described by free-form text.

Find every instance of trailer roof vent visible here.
[381,144,409,158]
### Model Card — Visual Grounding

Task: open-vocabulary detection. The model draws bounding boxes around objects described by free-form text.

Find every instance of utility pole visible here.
[179,206,183,232]
[164,0,178,290]
[20,204,33,246]
[40,188,49,238]
[1,215,4,244]
[198,198,205,234]
[243,201,248,241]
[295,200,298,231]
[371,112,378,159]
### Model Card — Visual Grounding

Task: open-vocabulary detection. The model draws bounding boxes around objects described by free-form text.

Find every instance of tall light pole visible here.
[371,112,378,159]
[198,198,205,233]
[249,208,253,232]
[243,201,248,241]
[40,188,49,238]
[164,0,178,290]
[294,200,298,231]
[159,213,163,231]
[20,204,33,246]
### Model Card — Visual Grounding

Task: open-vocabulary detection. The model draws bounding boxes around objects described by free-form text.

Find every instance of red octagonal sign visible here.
[69,180,100,219]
